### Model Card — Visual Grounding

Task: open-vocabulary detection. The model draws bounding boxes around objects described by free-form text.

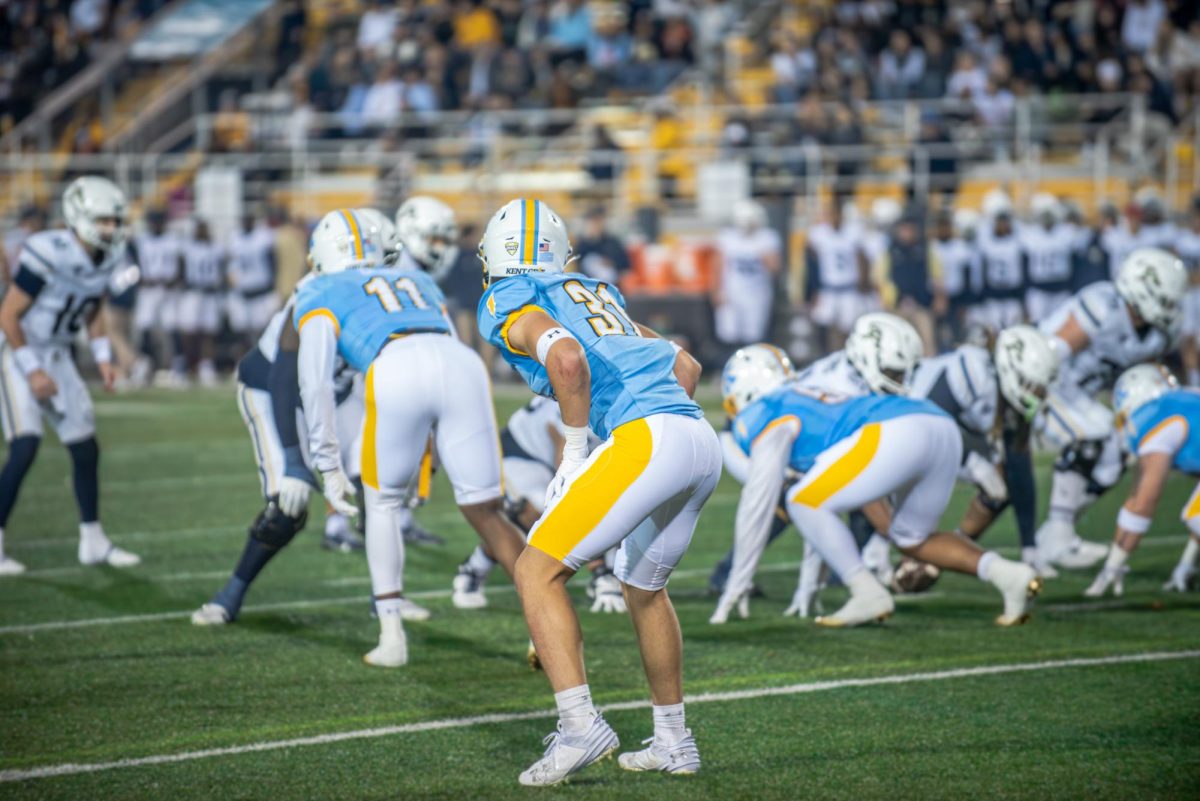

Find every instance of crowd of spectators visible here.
[0,0,170,134]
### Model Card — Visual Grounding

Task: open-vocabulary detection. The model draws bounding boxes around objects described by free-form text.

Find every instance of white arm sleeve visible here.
[720,430,751,485]
[721,420,799,606]
[297,316,343,474]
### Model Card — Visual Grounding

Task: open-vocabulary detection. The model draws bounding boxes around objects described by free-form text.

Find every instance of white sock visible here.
[80,522,109,548]
[652,703,686,746]
[1180,536,1200,568]
[1048,471,1086,524]
[845,568,885,597]
[977,551,998,581]
[1103,545,1129,573]
[376,597,404,617]
[465,545,496,574]
[375,602,405,645]
[365,487,405,598]
[554,684,597,737]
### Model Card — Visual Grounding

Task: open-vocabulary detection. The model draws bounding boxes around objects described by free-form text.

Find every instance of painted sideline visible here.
[1,649,1196,784]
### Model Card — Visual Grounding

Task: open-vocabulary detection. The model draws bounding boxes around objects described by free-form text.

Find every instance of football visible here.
[891,557,943,594]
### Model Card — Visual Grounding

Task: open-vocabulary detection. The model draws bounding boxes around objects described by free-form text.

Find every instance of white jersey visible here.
[133,232,181,285]
[930,237,980,301]
[183,240,225,290]
[909,345,997,436]
[12,228,123,348]
[227,226,276,296]
[1040,281,1173,393]
[1176,227,1200,273]
[793,350,871,398]
[1134,222,1177,252]
[717,227,781,288]
[807,221,865,291]
[1018,222,1074,290]
[976,228,1025,299]
[1100,224,1136,279]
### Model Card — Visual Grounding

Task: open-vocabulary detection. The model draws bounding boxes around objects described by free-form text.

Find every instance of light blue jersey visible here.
[478,273,701,440]
[733,389,949,472]
[1127,390,1200,475]
[293,268,451,372]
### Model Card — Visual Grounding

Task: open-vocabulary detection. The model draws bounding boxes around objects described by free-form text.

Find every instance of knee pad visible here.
[250,500,307,548]
[978,493,1009,515]
[67,437,99,471]
[1054,439,1103,478]
[5,435,40,472]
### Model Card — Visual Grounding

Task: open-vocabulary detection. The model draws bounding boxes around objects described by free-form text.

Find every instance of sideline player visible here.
[1084,366,1200,596]
[714,358,1040,627]
[449,397,622,614]
[293,208,526,668]
[478,198,720,785]
[713,199,781,345]
[0,177,139,574]
[1035,248,1185,568]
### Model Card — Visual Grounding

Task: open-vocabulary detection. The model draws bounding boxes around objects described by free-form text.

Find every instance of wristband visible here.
[12,346,42,377]
[89,337,113,365]
[1117,506,1151,535]
[562,424,589,460]
[536,327,576,365]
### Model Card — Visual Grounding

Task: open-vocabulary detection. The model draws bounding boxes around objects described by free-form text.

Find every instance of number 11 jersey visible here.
[478,272,701,440]
[11,228,125,349]
[293,267,451,372]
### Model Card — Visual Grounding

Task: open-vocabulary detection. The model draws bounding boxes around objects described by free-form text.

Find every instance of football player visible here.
[449,396,623,615]
[905,326,1059,585]
[1019,194,1075,323]
[0,176,139,574]
[293,208,525,668]
[478,198,720,785]
[1084,365,1200,596]
[1035,248,1186,568]
[714,358,1041,628]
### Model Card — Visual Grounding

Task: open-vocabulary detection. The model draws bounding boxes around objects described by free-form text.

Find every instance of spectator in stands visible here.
[454,0,500,50]
[362,61,405,129]
[403,65,439,115]
[575,206,631,285]
[877,30,926,100]
[588,5,631,80]
[649,102,685,199]
[489,47,534,104]
[549,0,591,63]
[516,0,552,49]
[358,0,398,57]
[585,123,622,186]
[1123,0,1168,54]
[917,29,951,97]
[946,50,988,100]
[973,76,1015,132]
[770,32,816,102]
[212,90,250,152]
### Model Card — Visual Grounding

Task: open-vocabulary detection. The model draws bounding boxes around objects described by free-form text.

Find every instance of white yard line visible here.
[1,649,1196,784]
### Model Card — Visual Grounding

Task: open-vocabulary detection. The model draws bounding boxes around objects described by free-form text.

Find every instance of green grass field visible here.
[1,385,1198,800]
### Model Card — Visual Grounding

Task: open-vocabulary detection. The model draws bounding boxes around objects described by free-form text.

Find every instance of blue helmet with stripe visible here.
[478,197,573,288]
[308,208,385,274]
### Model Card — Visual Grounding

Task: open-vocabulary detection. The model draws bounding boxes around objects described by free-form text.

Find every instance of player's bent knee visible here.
[514,545,572,588]
[250,501,307,549]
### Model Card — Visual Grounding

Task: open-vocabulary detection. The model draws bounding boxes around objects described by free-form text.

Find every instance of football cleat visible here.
[1084,565,1127,598]
[402,522,445,547]
[1021,546,1059,579]
[1163,562,1196,593]
[79,541,141,568]
[451,564,489,610]
[0,556,26,576]
[708,590,750,625]
[396,597,431,622]
[363,636,409,668]
[619,732,701,775]
[1035,520,1106,569]
[518,715,620,786]
[815,573,894,627]
[191,602,232,626]
[323,514,364,553]
[991,560,1042,625]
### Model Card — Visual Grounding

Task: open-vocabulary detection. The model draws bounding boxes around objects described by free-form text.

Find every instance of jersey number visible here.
[563,281,639,337]
[52,294,100,336]
[363,276,429,312]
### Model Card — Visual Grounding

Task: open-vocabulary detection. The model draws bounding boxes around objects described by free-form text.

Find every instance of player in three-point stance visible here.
[292,208,526,667]
[0,176,139,574]
[478,198,721,785]
[1085,365,1200,596]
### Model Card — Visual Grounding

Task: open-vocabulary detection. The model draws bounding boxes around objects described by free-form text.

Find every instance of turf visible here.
[1,385,1198,800]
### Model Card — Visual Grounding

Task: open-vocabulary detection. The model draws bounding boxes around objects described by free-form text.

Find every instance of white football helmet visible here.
[1115,247,1187,331]
[721,344,795,417]
[308,208,385,274]
[357,207,398,256]
[952,208,980,239]
[870,197,901,228]
[1030,192,1061,223]
[994,325,1058,420]
[981,188,1013,219]
[845,313,923,395]
[395,196,459,278]
[732,199,767,230]
[1113,363,1178,439]
[63,176,129,254]
[478,198,573,288]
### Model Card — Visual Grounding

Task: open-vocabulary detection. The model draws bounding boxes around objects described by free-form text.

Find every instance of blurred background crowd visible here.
[1,0,1198,384]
